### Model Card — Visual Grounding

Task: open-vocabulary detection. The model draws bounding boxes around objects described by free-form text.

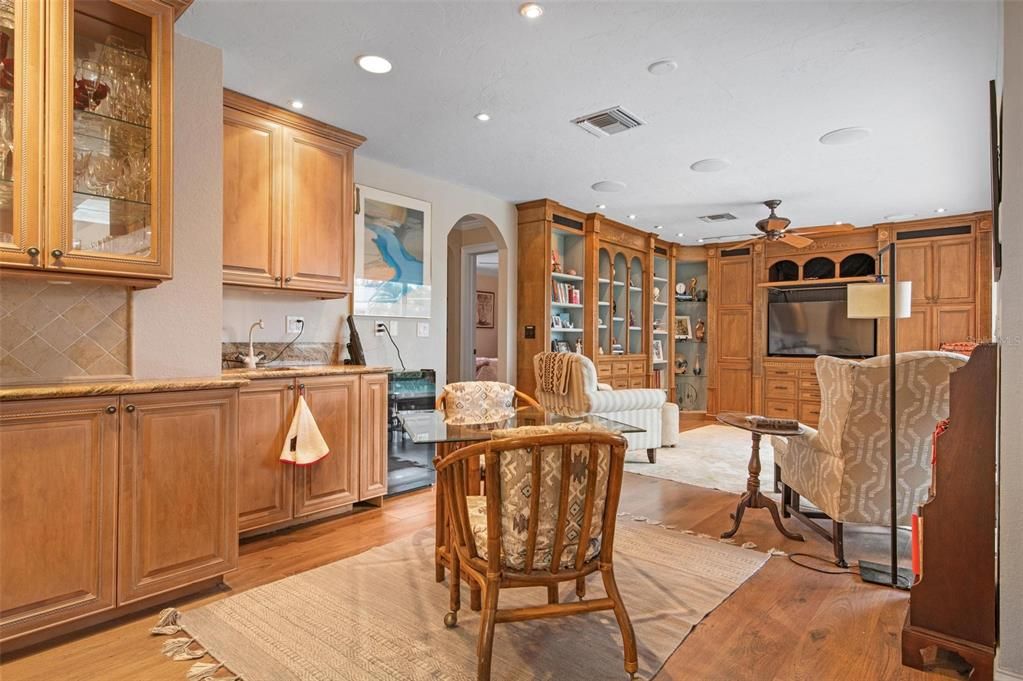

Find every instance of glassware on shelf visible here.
[0,90,12,182]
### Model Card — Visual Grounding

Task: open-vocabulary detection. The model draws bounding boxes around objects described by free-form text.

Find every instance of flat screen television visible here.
[768,297,875,359]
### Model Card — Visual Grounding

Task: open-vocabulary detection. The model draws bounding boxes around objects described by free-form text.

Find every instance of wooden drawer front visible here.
[611,378,629,389]
[628,377,645,389]
[765,366,799,379]
[766,378,797,399]
[612,362,630,377]
[628,360,645,375]
[765,400,797,419]
[800,402,822,424]
[597,362,613,379]
[800,381,822,402]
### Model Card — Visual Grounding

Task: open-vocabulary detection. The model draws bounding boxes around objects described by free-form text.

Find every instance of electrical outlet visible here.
[417,322,429,337]
[375,321,387,337]
[286,316,304,334]
[389,320,399,336]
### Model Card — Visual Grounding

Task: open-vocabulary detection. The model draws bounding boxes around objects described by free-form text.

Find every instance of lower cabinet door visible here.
[359,374,388,501]
[118,389,239,604]
[717,362,753,413]
[238,379,295,532]
[294,375,359,516]
[0,397,119,641]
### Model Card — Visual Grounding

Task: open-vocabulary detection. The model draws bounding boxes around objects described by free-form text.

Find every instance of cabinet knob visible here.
[125,404,136,413]
[51,249,64,259]
[106,405,117,414]
[287,384,295,391]
[298,383,305,390]
[284,277,293,283]
[26,247,40,258]
[274,276,282,282]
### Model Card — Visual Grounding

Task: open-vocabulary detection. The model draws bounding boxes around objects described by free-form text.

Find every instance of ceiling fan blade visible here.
[779,233,814,248]
[792,223,856,236]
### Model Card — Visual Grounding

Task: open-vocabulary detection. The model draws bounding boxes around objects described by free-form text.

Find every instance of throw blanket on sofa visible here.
[537,352,572,395]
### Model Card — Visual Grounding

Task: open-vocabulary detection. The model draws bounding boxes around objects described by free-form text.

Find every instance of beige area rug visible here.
[156,524,768,681]
[625,425,777,494]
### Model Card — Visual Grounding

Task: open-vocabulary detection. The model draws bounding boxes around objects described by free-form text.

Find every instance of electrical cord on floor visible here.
[787,552,861,575]
[262,319,305,365]
[380,323,406,370]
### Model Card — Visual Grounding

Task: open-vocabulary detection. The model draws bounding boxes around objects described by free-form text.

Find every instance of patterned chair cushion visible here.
[441,381,516,425]
[465,422,612,571]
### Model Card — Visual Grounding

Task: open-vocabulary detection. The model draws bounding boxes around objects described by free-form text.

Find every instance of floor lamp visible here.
[847,243,914,589]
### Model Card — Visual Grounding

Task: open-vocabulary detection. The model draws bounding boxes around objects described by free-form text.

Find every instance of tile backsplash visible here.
[0,279,131,384]
[221,341,340,368]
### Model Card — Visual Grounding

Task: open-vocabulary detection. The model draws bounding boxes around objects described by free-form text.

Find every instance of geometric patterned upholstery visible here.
[773,351,968,526]
[439,381,517,425]
[464,421,612,571]
[531,352,677,451]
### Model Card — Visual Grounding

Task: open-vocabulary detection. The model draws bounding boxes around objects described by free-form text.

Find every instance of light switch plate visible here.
[286,316,304,334]
[417,322,429,337]
[388,320,399,336]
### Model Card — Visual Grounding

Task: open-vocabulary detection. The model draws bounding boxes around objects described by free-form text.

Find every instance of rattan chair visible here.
[435,381,541,415]
[434,425,638,681]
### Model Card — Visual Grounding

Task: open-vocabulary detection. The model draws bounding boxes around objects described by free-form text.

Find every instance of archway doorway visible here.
[446,214,507,384]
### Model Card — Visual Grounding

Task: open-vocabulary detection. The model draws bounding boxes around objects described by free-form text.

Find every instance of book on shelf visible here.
[551,280,581,305]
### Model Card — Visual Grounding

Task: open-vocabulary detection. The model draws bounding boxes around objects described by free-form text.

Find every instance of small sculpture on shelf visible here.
[575,339,583,354]
[696,289,708,302]
[629,311,636,327]
[676,355,688,375]
[653,286,661,302]
[688,276,699,298]
[675,282,691,301]
[567,268,577,276]
[694,319,706,342]
[551,249,562,273]
[693,355,702,376]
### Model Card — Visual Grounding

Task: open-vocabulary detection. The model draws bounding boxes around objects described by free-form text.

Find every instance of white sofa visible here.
[532,352,679,461]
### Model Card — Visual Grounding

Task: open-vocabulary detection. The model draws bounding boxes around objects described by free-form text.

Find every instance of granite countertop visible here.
[222,364,392,379]
[0,376,250,402]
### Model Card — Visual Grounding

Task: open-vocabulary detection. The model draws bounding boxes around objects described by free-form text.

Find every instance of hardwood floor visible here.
[1,450,961,681]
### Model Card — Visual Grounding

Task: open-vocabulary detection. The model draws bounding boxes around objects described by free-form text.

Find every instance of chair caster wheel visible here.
[444,611,458,628]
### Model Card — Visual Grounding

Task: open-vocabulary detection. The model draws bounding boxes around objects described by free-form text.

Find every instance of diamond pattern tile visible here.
[0,279,131,385]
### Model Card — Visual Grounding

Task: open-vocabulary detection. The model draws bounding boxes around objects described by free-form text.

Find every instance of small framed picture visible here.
[552,315,562,329]
[555,340,571,353]
[675,315,692,339]
[652,339,664,362]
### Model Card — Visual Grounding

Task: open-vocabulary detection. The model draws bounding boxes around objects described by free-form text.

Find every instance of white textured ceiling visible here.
[178,1,1000,243]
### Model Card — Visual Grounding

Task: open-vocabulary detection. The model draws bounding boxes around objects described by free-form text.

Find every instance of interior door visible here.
[293,375,359,516]
[223,104,282,288]
[237,378,295,532]
[281,128,353,294]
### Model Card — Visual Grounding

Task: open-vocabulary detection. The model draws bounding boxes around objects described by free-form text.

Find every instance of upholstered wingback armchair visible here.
[773,351,967,565]
[532,352,680,461]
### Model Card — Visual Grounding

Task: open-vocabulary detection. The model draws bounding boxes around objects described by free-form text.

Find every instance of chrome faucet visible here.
[240,319,265,369]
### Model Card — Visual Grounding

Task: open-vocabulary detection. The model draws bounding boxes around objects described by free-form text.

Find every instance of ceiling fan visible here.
[706,200,854,249]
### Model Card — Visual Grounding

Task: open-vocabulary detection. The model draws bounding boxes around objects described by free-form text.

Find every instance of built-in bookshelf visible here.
[550,227,587,353]
[675,258,709,413]
[651,251,672,395]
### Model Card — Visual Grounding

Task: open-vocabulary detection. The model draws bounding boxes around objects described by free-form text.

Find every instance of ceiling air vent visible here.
[699,213,737,223]
[571,106,645,137]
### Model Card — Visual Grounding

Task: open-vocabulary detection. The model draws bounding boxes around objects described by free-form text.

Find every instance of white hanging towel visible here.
[279,396,330,465]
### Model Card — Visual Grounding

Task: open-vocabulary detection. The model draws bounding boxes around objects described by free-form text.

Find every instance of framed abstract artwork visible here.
[476,290,495,328]
[354,185,432,318]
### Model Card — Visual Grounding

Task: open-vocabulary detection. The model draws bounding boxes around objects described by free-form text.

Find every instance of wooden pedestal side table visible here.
[716,412,805,542]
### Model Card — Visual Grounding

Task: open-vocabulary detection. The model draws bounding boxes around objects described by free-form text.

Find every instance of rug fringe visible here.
[187,662,223,680]
[151,607,183,635]
[162,637,206,661]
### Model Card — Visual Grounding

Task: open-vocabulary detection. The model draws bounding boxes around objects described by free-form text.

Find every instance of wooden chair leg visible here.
[547,584,559,605]
[646,448,657,464]
[445,550,461,628]
[773,463,782,493]
[833,521,848,568]
[470,582,482,611]
[791,490,801,513]
[476,580,500,681]
[575,575,586,599]
[781,483,791,519]
[601,565,638,677]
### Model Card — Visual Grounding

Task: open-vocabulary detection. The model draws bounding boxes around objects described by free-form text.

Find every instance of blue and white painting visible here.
[354,186,432,318]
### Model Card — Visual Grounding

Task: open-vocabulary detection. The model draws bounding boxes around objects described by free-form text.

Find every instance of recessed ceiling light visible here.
[519,2,543,19]
[834,220,843,225]
[819,127,871,145]
[356,55,392,74]
[647,59,677,76]
[690,158,731,173]
[289,99,304,110]
[884,213,918,221]
[474,112,490,122]
[627,214,637,220]
[935,207,946,213]
[596,204,606,210]
[653,225,663,230]
[677,233,686,238]
[591,180,626,193]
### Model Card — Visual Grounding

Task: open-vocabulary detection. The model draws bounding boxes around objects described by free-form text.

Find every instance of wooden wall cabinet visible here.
[237,373,388,536]
[0,387,238,650]
[711,246,754,414]
[223,91,364,298]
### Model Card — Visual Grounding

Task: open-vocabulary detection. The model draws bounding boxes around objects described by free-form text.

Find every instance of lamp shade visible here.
[847,281,912,319]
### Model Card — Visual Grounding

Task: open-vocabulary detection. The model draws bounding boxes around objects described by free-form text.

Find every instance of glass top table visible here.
[397,407,644,445]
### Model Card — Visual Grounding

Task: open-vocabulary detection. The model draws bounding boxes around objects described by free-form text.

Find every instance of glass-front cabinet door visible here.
[0,0,44,268]
[45,0,173,278]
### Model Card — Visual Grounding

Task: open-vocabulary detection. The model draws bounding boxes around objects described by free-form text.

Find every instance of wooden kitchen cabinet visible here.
[237,378,294,532]
[294,375,360,516]
[117,389,238,604]
[223,91,364,297]
[359,373,389,501]
[0,396,119,642]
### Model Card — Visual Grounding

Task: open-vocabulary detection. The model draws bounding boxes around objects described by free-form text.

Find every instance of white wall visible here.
[221,155,517,387]
[132,35,223,379]
[997,2,1023,678]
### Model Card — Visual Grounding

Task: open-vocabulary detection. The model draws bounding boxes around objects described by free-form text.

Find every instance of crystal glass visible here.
[0,0,13,245]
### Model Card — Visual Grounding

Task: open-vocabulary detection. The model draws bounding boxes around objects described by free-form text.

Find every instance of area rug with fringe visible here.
[625,424,777,494]
[152,522,768,681]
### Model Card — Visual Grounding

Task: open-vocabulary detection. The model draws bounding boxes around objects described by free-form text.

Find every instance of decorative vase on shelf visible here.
[694,319,706,342]
[696,289,708,302]
[693,355,702,376]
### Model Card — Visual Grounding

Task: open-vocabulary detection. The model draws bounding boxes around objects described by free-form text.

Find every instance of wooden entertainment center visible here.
[516,200,993,425]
